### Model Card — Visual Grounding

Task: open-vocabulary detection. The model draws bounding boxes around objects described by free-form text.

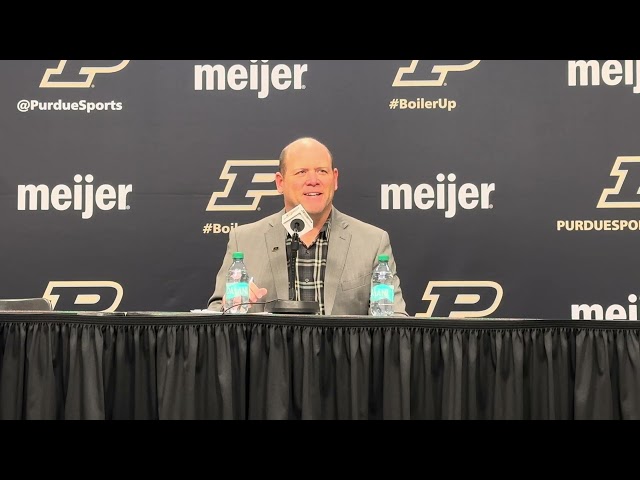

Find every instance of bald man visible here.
[207,137,407,316]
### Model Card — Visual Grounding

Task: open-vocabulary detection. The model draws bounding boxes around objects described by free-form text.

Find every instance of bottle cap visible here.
[232,252,244,260]
[378,254,389,262]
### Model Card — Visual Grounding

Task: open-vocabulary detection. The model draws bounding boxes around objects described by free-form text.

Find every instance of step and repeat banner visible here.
[1,60,639,319]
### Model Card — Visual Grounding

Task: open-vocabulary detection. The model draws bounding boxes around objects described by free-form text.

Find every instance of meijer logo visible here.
[195,60,308,99]
[393,60,481,87]
[207,160,280,211]
[568,60,640,94]
[17,174,133,219]
[381,174,495,218]
[571,294,639,320]
[43,281,123,312]
[40,60,130,88]
[416,281,503,318]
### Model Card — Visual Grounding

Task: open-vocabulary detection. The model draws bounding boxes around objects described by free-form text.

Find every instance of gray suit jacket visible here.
[207,207,407,316]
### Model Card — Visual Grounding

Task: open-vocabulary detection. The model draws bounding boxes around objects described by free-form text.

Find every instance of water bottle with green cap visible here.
[224,251,250,314]
[370,254,394,316]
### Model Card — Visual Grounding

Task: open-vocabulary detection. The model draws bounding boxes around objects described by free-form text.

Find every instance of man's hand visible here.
[249,280,268,303]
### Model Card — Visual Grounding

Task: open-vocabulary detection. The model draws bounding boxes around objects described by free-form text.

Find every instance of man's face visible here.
[275,143,339,219]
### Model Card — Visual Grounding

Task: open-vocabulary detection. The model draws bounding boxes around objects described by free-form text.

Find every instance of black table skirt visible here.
[1,313,638,419]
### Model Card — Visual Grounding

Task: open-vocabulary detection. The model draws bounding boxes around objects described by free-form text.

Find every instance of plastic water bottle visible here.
[224,252,250,314]
[370,254,395,316]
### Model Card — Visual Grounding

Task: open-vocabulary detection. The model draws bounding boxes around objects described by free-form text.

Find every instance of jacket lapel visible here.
[265,212,289,301]
[324,208,351,315]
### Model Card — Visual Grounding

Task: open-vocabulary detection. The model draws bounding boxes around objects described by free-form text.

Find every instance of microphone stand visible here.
[289,228,300,301]
[266,212,319,315]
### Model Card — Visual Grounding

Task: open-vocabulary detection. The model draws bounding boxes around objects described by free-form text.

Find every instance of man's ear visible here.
[275,171,284,194]
[333,168,339,191]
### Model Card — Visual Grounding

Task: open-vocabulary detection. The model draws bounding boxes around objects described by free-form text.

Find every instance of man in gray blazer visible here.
[207,137,407,316]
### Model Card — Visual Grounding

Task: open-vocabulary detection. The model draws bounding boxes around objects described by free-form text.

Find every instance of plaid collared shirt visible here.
[285,217,332,315]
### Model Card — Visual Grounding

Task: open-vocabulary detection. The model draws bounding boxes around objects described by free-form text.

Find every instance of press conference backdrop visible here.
[1,60,639,320]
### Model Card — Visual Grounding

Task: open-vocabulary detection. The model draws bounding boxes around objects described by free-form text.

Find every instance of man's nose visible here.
[305,172,320,184]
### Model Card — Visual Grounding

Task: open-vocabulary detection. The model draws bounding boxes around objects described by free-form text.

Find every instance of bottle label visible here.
[225,282,249,300]
[371,284,394,303]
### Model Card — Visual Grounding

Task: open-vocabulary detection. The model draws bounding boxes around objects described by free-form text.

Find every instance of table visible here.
[1,312,637,419]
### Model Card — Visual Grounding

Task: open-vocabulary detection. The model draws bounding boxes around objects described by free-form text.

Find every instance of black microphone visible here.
[288,219,304,300]
[270,205,319,315]
[291,219,305,232]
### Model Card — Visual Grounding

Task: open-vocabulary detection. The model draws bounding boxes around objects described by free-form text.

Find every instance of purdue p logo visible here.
[416,281,503,318]
[597,156,640,209]
[392,60,481,87]
[206,160,281,211]
[40,60,130,88]
[43,281,123,312]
